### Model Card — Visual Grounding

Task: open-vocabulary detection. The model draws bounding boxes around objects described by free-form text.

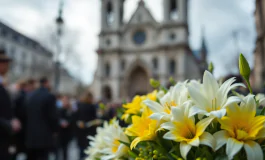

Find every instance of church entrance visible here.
[128,66,149,98]
[102,85,112,102]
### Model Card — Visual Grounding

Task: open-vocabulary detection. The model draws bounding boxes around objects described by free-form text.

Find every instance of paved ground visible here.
[17,140,80,160]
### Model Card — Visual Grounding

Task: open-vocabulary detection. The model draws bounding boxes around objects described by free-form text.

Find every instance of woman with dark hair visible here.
[75,92,97,160]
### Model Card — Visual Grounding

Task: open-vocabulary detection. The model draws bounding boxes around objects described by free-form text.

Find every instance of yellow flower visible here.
[161,106,215,159]
[125,107,159,149]
[214,95,265,160]
[121,90,157,121]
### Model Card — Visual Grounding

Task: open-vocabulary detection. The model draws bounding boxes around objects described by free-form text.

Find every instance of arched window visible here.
[105,63,111,77]
[152,58,158,70]
[120,59,125,71]
[169,59,176,75]
[170,0,178,20]
[106,1,114,26]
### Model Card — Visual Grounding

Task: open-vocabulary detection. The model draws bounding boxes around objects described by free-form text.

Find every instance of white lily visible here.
[85,120,129,160]
[214,95,265,160]
[144,82,190,121]
[188,71,244,118]
[161,106,215,159]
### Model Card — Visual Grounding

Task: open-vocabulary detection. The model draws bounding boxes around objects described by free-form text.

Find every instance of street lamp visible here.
[54,0,64,92]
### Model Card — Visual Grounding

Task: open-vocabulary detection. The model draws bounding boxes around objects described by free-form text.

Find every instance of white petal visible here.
[226,138,243,160]
[188,106,208,117]
[240,95,256,115]
[199,132,215,150]
[149,112,170,121]
[160,92,171,106]
[207,109,226,118]
[188,85,209,109]
[244,140,263,160]
[144,99,164,113]
[180,142,192,160]
[171,107,185,121]
[213,130,229,151]
[223,96,242,108]
[188,137,200,147]
[160,122,175,130]
[203,71,219,99]
[163,132,176,141]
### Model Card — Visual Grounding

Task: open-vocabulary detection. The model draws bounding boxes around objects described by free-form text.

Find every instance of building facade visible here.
[0,21,78,94]
[92,0,205,102]
[254,0,265,90]
[0,21,54,83]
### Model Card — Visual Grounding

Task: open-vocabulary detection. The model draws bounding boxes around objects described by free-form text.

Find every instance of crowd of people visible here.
[0,50,115,160]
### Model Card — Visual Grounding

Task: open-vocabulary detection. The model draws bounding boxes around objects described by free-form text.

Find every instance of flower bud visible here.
[150,79,160,88]
[239,53,250,80]
[208,62,214,73]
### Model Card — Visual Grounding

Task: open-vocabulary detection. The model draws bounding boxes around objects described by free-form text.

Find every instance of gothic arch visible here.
[123,59,152,99]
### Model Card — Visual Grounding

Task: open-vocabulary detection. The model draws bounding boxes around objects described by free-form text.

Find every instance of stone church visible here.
[253,0,265,91]
[91,0,207,102]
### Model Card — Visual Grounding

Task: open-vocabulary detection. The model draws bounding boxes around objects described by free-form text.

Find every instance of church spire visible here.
[139,0,145,5]
[200,26,208,62]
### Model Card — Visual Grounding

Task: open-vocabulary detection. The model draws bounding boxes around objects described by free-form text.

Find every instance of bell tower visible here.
[163,0,188,23]
[101,0,125,31]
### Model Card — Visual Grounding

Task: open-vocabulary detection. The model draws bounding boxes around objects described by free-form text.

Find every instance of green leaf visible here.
[119,140,131,148]
[260,107,265,115]
[128,150,138,158]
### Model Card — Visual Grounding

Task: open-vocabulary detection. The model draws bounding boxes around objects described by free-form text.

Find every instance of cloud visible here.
[0,0,257,84]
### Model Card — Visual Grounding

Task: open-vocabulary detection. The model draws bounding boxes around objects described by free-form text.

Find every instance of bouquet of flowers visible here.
[85,54,265,160]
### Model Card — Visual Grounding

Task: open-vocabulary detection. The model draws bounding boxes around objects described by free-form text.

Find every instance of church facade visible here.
[253,0,265,90]
[92,0,206,102]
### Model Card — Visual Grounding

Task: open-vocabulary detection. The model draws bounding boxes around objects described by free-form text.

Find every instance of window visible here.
[120,59,125,71]
[169,59,176,75]
[169,33,176,41]
[152,58,158,70]
[105,63,111,77]
[170,0,178,20]
[106,39,111,46]
[133,30,146,45]
[106,1,114,26]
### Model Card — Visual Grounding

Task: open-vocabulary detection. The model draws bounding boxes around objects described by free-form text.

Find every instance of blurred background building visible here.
[91,0,208,102]
[0,21,78,95]
[254,0,265,90]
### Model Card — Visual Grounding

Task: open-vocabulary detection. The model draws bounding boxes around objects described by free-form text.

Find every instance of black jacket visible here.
[75,102,97,148]
[58,107,74,146]
[0,84,13,148]
[13,90,27,151]
[25,87,59,149]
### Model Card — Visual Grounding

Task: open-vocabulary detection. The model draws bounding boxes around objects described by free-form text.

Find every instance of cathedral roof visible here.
[125,0,157,28]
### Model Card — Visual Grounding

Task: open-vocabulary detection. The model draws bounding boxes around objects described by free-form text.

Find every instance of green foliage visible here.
[150,78,160,88]
[208,62,214,73]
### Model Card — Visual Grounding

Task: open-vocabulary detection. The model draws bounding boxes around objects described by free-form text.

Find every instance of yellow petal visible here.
[195,117,214,137]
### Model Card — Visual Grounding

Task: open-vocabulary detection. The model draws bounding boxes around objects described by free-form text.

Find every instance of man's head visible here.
[39,77,50,89]
[26,78,36,92]
[0,49,11,76]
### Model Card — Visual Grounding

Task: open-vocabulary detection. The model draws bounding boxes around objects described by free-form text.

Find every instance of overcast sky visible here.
[0,0,256,84]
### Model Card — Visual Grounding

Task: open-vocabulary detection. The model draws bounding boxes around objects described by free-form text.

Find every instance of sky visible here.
[0,0,256,84]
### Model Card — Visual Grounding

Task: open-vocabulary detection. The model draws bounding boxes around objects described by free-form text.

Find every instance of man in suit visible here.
[0,49,21,159]
[25,77,59,160]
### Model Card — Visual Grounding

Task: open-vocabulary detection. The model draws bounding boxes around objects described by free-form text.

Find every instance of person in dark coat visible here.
[75,92,97,160]
[0,49,21,159]
[25,77,59,160]
[57,95,74,160]
[11,80,28,160]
